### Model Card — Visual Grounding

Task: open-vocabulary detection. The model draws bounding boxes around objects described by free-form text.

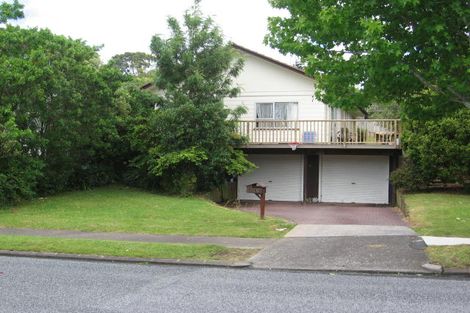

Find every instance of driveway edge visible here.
[0,250,251,268]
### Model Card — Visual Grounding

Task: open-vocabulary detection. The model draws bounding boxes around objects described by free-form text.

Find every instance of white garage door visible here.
[238,154,303,201]
[321,155,389,204]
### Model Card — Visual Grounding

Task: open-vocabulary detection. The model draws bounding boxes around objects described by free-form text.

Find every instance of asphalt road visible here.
[0,256,469,313]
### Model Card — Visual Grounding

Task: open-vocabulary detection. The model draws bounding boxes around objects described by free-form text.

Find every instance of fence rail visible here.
[236,119,400,146]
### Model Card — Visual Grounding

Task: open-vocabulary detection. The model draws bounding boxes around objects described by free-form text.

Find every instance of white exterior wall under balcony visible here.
[224,52,328,121]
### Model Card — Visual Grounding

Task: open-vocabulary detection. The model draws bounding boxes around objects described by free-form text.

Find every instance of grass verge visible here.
[405,192,470,237]
[0,186,293,238]
[0,235,258,262]
[426,246,470,269]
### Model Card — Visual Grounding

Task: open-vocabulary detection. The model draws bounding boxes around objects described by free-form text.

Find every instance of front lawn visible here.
[0,186,292,238]
[0,235,257,261]
[405,192,470,237]
[426,245,470,269]
[405,192,470,269]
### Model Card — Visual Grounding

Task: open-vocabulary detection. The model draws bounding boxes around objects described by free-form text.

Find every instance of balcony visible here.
[236,119,401,149]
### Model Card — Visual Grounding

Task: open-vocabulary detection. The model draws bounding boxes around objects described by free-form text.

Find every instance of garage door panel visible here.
[321,155,389,204]
[238,154,303,202]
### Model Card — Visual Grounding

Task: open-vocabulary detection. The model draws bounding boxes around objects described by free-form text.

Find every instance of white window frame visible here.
[255,102,299,128]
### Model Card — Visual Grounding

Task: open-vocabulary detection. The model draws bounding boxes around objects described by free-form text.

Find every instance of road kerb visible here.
[2,249,469,277]
[0,250,251,268]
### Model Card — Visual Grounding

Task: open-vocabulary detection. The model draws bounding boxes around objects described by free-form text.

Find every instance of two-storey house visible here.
[227,44,401,204]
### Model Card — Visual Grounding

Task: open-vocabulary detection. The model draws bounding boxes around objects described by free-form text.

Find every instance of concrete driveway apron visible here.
[245,203,430,273]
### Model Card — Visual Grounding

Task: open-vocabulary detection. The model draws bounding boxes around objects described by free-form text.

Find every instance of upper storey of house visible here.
[141,44,400,150]
[226,44,400,150]
[225,44,338,122]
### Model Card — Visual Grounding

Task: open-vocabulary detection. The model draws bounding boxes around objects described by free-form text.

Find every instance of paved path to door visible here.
[240,202,431,273]
[239,202,407,226]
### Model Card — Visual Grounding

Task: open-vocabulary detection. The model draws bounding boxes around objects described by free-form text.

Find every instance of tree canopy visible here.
[266,0,470,189]
[0,0,23,24]
[266,0,469,119]
[129,3,253,194]
[0,1,253,204]
[108,52,156,76]
[0,24,127,198]
[0,105,42,204]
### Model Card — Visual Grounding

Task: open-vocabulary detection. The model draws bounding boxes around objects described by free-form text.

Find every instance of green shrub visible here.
[392,109,470,191]
[390,159,427,191]
[0,26,127,196]
[0,107,43,206]
[128,4,255,195]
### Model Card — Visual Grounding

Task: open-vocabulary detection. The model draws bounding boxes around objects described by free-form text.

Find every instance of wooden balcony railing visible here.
[236,119,401,146]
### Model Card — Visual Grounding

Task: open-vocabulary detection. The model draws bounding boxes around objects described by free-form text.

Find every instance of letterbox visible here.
[246,183,266,195]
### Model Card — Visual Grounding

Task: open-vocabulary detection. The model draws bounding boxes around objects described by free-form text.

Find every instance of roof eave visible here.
[231,43,307,77]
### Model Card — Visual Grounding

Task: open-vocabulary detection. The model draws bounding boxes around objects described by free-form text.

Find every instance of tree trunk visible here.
[359,107,369,119]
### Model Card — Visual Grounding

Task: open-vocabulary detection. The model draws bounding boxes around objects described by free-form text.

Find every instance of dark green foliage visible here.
[108,52,156,76]
[0,106,42,205]
[130,3,254,194]
[390,159,427,191]
[0,25,126,200]
[0,0,23,24]
[115,84,161,190]
[267,0,469,188]
[266,0,469,116]
[392,109,470,190]
[368,102,401,119]
[0,1,253,204]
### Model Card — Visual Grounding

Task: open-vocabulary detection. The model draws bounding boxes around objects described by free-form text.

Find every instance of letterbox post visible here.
[246,183,267,220]
[260,191,265,219]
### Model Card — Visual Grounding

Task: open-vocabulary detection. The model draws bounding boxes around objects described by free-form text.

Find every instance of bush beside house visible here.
[0,2,253,206]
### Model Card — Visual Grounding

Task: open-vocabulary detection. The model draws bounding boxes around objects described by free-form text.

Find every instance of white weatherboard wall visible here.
[224,52,328,121]
[320,155,390,204]
[238,154,303,202]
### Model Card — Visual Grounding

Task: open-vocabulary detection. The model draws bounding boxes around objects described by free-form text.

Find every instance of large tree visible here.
[131,2,253,194]
[266,0,469,119]
[0,24,125,194]
[266,0,469,189]
[108,52,156,76]
[0,105,42,205]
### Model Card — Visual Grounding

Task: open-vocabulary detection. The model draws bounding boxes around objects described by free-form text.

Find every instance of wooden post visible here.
[246,183,266,220]
[259,192,265,220]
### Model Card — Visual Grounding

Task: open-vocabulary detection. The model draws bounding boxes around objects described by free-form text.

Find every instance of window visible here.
[256,102,298,128]
[256,103,274,119]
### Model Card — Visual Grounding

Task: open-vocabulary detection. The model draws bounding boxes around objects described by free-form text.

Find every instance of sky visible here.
[14,0,294,64]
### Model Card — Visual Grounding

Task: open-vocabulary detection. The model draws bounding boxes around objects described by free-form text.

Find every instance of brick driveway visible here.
[239,202,407,226]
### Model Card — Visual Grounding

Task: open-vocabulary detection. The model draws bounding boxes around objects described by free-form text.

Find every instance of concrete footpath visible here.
[250,224,432,274]
[1,226,469,275]
[422,236,470,246]
[250,236,430,273]
[0,227,275,249]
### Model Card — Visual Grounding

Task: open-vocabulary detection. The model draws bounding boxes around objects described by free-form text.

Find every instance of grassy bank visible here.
[426,246,470,269]
[0,186,292,238]
[405,192,470,237]
[405,192,470,268]
[0,235,257,262]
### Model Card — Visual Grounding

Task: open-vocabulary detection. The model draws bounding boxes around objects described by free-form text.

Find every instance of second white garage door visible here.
[237,154,303,202]
[321,155,389,204]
